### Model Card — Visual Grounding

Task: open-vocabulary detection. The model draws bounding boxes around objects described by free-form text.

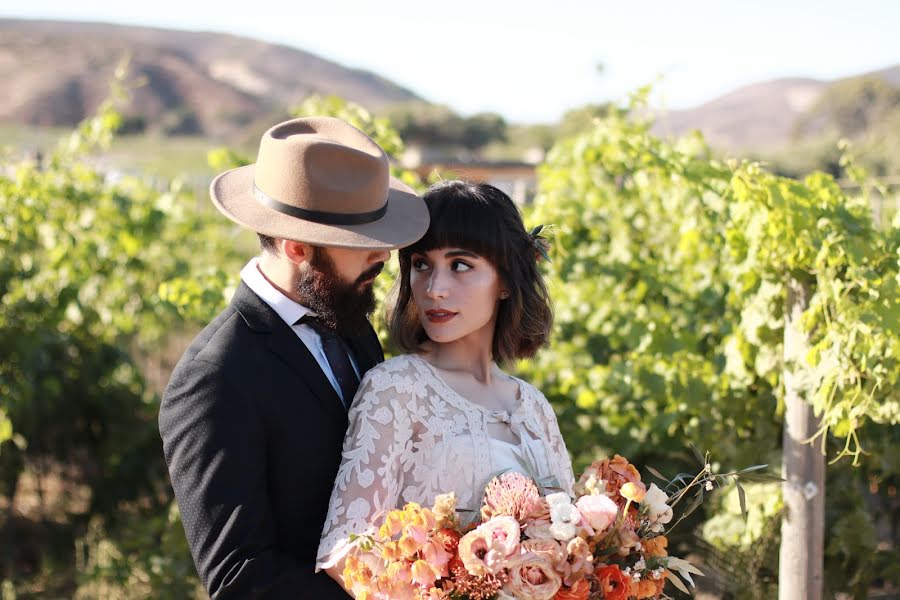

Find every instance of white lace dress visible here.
[316,354,575,570]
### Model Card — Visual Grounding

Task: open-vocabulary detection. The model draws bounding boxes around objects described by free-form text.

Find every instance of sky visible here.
[3,0,900,123]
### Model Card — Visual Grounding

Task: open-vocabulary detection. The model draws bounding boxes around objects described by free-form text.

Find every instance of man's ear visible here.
[282,240,314,266]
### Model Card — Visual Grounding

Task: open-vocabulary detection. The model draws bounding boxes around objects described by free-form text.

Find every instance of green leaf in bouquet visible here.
[645,465,667,482]
[738,464,769,473]
[666,570,691,595]
[682,490,705,520]
[594,544,620,557]
[689,443,707,466]
[736,472,784,483]
[667,557,704,587]
[736,481,748,521]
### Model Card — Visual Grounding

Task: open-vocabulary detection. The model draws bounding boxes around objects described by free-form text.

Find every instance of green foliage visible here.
[385,102,507,150]
[293,95,407,159]
[74,504,201,599]
[0,70,228,595]
[555,102,611,140]
[5,79,897,596]
[521,91,899,594]
[525,92,897,467]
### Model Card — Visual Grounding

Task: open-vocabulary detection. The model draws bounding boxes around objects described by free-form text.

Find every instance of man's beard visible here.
[294,248,383,335]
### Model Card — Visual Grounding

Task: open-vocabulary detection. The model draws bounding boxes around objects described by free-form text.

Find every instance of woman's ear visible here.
[499,290,510,300]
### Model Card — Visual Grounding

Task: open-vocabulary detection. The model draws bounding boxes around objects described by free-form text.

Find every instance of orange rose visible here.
[553,578,591,600]
[595,565,632,600]
[633,572,667,599]
[641,535,668,557]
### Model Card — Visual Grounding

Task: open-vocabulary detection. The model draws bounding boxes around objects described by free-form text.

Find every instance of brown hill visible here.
[652,64,900,152]
[0,19,422,138]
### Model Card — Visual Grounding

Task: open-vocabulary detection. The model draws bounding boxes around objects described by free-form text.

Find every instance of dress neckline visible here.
[411,354,526,419]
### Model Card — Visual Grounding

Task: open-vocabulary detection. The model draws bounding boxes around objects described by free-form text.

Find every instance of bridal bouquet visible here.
[342,453,757,599]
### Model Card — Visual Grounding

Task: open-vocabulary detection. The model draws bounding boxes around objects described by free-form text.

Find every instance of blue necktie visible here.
[296,315,359,410]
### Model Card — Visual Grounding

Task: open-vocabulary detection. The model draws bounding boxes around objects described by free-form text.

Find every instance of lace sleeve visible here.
[537,391,576,496]
[316,364,415,570]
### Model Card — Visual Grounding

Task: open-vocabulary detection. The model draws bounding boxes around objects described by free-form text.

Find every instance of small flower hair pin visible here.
[529,224,553,263]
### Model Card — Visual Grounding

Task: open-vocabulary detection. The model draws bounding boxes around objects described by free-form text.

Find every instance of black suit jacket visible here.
[159,282,383,599]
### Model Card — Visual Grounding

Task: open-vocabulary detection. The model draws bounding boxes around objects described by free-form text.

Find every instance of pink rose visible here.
[504,555,562,600]
[458,516,521,576]
[575,493,618,535]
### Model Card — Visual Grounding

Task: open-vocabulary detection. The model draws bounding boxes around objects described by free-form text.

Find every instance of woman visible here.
[316,181,575,585]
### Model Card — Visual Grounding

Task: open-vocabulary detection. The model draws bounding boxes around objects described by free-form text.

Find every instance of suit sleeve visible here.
[159,357,348,599]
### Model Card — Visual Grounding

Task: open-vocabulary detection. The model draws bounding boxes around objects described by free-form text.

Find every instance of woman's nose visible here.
[425,268,449,299]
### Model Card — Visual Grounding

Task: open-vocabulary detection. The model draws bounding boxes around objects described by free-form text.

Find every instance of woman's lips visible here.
[425,310,457,324]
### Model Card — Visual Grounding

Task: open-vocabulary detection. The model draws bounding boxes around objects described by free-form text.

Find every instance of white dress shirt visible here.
[240,258,360,402]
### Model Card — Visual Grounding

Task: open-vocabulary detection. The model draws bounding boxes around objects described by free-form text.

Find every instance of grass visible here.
[0,125,254,181]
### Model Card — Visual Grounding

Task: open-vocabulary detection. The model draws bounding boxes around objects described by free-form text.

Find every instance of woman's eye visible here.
[452,260,473,272]
[412,258,430,271]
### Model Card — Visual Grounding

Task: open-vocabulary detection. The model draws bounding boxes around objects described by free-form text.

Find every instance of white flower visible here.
[545,492,571,507]
[524,523,555,539]
[642,483,674,533]
[548,498,580,541]
[704,480,714,491]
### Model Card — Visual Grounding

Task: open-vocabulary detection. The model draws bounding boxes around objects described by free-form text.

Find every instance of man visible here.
[159,117,428,599]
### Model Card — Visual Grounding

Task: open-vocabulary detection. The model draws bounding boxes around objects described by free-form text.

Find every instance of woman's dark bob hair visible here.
[387,180,552,365]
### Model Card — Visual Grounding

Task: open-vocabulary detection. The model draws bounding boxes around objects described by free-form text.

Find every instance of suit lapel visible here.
[344,330,382,375]
[232,282,347,424]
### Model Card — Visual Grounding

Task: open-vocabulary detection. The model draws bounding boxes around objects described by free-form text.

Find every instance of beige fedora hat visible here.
[211,117,429,250]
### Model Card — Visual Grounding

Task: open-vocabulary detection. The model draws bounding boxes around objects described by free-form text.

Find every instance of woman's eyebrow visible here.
[444,249,480,259]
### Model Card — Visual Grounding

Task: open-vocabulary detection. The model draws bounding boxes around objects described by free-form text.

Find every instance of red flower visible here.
[595,565,632,600]
[553,578,591,600]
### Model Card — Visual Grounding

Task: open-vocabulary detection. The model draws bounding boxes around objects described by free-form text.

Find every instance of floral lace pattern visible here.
[316,354,575,570]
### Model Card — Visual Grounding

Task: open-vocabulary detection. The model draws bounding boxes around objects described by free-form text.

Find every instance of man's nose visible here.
[371,249,390,264]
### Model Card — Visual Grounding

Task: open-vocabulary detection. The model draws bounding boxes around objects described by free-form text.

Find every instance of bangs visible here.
[403,189,506,268]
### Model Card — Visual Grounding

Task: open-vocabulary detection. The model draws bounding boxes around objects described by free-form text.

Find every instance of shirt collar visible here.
[240,257,313,327]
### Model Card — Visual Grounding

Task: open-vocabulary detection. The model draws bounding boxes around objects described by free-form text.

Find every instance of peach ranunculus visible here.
[553,578,591,600]
[590,455,643,499]
[561,537,593,587]
[522,538,568,570]
[641,535,668,557]
[504,554,562,600]
[574,493,618,536]
[457,515,521,576]
[615,522,642,556]
[595,564,632,600]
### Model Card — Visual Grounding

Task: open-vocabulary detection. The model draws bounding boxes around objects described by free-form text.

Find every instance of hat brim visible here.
[210,163,429,250]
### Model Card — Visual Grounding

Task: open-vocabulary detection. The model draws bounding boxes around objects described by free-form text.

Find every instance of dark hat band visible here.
[254,184,388,226]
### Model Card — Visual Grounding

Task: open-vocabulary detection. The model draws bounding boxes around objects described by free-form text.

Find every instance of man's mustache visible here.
[356,262,384,285]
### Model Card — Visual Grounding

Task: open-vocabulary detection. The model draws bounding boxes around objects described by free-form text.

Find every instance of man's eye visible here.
[452,260,473,272]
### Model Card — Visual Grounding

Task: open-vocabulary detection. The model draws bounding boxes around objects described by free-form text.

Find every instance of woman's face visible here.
[409,247,506,345]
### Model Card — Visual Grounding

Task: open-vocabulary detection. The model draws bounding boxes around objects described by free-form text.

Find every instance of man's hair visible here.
[387,181,553,365]
[258,233,279,254]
